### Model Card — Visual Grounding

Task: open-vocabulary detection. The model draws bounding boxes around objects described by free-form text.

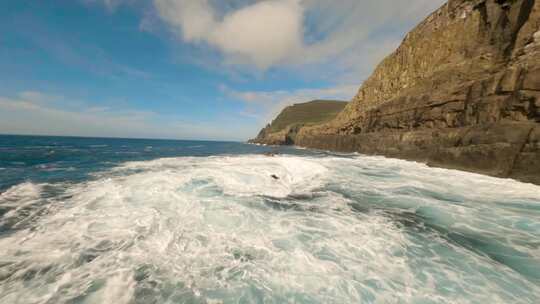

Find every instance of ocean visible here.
[0,134,539,303]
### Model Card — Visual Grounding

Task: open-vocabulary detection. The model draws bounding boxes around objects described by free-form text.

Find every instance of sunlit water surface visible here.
[0,135,539,303]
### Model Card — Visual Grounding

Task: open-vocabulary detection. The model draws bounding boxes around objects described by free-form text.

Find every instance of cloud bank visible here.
[0,92,253,141]
[154,0,304,69]
[152,0,446,73]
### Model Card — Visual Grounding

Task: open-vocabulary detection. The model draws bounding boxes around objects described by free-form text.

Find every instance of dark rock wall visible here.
[296,122,539,184]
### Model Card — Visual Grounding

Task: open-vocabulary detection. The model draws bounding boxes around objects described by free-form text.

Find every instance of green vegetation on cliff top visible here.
[267,100,347,133]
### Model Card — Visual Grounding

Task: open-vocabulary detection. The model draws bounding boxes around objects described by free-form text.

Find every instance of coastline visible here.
[251,0,540,186]
[248,138,540,186]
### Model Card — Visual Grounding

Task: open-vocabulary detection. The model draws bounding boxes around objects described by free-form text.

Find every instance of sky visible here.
[0,0,445,141]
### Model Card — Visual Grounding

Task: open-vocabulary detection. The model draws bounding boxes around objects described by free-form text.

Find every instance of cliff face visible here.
[253,0,540,185]
[307,0,539,133]
[250,100,347,145]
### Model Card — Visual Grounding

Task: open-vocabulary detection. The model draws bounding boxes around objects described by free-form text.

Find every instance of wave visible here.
[0,155,539,303]
[0,182,46,232]
[33,163,77,172]
[1,182,43,203]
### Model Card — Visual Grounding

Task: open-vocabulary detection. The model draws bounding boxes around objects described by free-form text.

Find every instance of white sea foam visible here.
[0,182,48,232]
[0,155,539,303]
[0,182,43,207]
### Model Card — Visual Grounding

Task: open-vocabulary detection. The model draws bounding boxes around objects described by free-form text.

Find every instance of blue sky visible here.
[0,0,445,141]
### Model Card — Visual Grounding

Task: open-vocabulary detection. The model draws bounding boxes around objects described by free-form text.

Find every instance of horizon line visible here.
[0,132,244,143]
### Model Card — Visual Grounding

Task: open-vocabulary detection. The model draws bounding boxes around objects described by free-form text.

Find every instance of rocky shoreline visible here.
[251,0,540,185]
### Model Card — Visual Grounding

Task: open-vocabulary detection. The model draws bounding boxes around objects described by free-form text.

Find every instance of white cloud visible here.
[83,0,129,11]
[17,91,55,103]
[212,0,304,68]
[155,0,216,40]
[154,0,304,68]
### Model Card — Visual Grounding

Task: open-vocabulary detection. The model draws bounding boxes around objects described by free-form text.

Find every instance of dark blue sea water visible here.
[0,135,301,192]
[1,135,539,303]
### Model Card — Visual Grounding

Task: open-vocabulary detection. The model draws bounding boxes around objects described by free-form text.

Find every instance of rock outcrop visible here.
[252,0,540,185]
[250,100,347,145]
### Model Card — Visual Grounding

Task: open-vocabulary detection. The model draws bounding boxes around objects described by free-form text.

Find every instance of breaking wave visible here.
[0,155,539,303]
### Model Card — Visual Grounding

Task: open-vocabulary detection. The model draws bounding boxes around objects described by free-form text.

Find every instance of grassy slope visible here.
[267,100,348,133]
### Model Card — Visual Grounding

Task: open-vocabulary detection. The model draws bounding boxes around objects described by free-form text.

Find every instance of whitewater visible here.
[0,137,539,303]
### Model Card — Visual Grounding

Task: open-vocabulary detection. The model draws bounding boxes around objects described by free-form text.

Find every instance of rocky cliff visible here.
[253,0,540,185]
[250,100,347,145]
